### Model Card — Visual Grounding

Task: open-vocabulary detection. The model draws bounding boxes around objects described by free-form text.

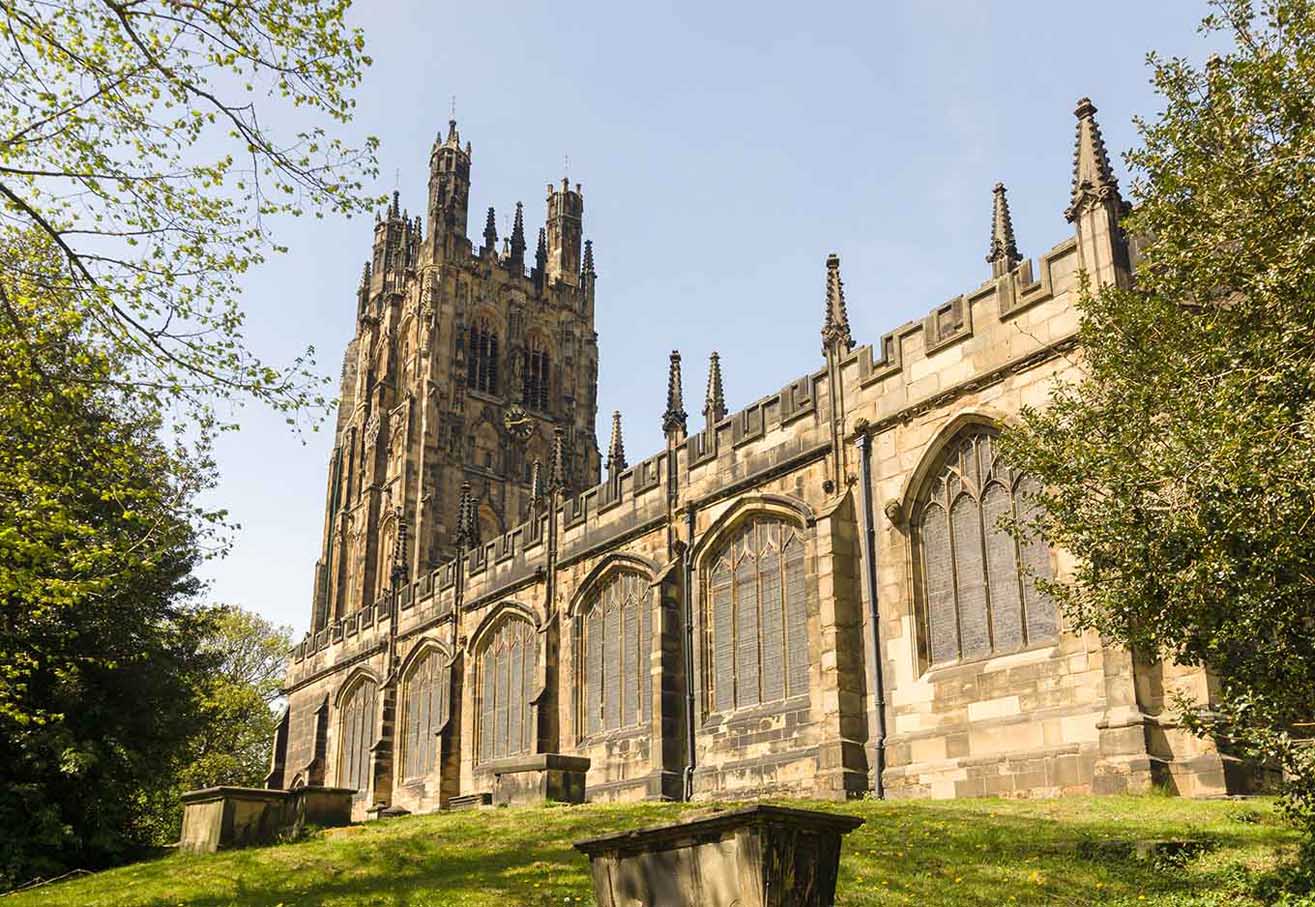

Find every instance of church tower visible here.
[308,122,602,632]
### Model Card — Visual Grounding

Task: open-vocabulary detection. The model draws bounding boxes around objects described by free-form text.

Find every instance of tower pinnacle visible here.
[704,351,727,424]
[482,206,497,254]
[987,182,1022,277]
[662,351,688,437]
[820,254,854,353]
[606,410,627,475]
[1066,97,1121,223]
[509,201,526,271]
[581,239,595,277]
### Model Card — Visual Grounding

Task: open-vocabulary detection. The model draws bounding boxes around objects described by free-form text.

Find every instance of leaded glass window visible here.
[338,676,377,799]
[912,425,1057,668]
[400,648,450,781]
[577,571,651,738]
[703,517,809,715]
[475,616,536,763]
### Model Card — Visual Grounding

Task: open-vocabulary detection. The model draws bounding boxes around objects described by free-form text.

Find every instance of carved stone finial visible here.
[662,351,687,436]
[549,426,568,491]
[455,482,473,548]
[509,201,526,269]
[606,410,627,475]
[821,254,855,353]
[529,459,544,504]
[703,352,727,425]
[483,206,498,252]
[390,510,409,587]
[986,182,1022,277]
[581,239,595,278]
[1066,97,1121,223]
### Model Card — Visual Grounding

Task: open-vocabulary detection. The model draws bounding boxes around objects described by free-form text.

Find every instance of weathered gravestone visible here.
[574,804,864,907]
[178,785,354,853]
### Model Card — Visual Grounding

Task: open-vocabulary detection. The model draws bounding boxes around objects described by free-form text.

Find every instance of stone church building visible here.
[269,99,1248,818]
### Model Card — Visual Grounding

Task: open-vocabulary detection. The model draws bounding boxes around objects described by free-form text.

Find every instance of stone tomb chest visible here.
[574,804,864,907]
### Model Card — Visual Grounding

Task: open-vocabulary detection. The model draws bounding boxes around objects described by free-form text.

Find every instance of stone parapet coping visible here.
[574,804,863,857]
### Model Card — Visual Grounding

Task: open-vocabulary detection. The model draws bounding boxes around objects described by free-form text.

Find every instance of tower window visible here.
[911,425,1057,669]
[523,344,550,411]
[467,319,499,395]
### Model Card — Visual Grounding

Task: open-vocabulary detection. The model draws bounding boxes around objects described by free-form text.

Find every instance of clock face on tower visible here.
[503,404,535,442]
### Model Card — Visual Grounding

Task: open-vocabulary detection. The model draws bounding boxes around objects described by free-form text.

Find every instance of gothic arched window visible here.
[702,516,809,715]
[577,571,651,738]
[523,343,550,411]
[912,425,1057,668]
[467,318,499,395]
[400,648,450,781]
[475,615,537,763]
[338,676,377,799]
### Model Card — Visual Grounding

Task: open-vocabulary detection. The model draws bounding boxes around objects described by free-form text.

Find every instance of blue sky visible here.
[201,1,1218,633]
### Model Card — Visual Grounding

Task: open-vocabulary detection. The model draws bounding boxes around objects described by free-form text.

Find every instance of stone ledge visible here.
[489,753,591,775]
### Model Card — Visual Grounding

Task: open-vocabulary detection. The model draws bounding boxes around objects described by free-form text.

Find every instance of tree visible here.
[0,0,379,420]
[1003,0,1315,832]
[179,605,291,794]
[0,232,219,887]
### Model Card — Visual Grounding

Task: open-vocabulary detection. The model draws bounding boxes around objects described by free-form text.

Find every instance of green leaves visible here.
[1003,0,1315,836]
[0,0,382,426]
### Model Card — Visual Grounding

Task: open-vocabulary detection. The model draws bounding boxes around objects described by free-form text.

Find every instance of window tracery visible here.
[912,425,1057,668]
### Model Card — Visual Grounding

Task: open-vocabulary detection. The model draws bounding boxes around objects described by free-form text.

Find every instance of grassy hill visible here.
[9,795,1306,906]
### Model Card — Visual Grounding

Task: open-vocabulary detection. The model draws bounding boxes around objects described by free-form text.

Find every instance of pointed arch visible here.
[470,605,538,763]
[332,664,381,708]
[908,419,1057,671]
[570,555,658,740]
[887,407,1013,527]
[398,637,452,782]
[693,497,812,717]
[566,552,659,619]
[465,600,542,656]
[333,667,379,798]
[690,493,813,573]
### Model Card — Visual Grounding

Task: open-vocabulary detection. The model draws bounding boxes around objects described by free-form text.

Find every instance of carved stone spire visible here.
[987,182,1022,277]
[703,351,727,424]
[820,254,854,353]
[445,118,461,148]
[509,201,526,271]
[549,426,568,491]
[533,226,548,292]
[1066,97,1121,223]
[465,490,481,547]
[529,459,544,504]
[482,206,497,254]
[581,239,595,277]
[455,482,473,548]
[606,410,627,475]
[662,350,687,437]
[390,510,409,587]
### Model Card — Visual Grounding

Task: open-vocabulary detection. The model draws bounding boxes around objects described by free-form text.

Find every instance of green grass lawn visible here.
[9,795,1305,906]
